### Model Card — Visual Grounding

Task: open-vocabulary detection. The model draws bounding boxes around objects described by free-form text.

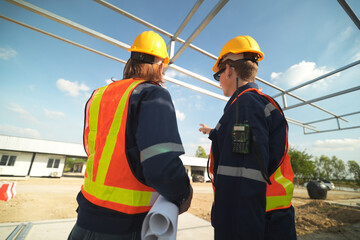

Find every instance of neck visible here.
[230,77,248,96]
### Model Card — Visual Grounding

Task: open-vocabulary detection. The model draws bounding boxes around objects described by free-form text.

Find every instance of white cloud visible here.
[271,72,282,80]
[176,110,186,121]
[313,138,360,152]
[44,109,65,119]
[7,103,28,115]
[0,125,41,138]
[7,103,39,124]
[326,27,353,53]
[165,69,187,79]
[352,51,360,62]
[270,61,339,90]
[105,79,113,85]
[56,78,90,97]
[0,47,17,60]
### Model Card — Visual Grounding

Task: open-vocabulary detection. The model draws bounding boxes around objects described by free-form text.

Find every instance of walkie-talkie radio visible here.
[232,77,251,154]
[230,78,271,184]
[232,122,250,154]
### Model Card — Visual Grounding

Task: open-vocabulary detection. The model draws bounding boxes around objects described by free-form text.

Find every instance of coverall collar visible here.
[224,82,259,112]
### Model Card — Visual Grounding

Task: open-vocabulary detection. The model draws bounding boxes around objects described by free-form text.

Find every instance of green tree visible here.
[330,156,346,181]
[195,146,208,158]
[315,155,332,179]
[348,160,360,185]
[288,146,315,185]
[64,157,86,172]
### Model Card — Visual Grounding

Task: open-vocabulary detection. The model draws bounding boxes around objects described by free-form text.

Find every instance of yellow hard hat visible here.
[212,35,264,72]
[128,31,169,65]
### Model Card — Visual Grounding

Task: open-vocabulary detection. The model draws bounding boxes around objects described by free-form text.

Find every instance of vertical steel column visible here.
[169,40,175,59]
[282,94,288,108]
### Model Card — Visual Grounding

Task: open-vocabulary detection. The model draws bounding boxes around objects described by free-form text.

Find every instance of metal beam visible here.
[5,0,130,50]
[0,15,223,100]
[256,76,348,122]
[304,111,360,125]
[93,0,217,60]
[169,64,221,88]
[284,85,360,110]
[166,0,204,49]
[337,0,360,30]
[164,76,228,101]
[273,60,360,98]
[3,0,355,134]
[10,0,342,123]
[286,117,318,131]
[0,15,127,64]
[305,125,360,134]
[1,14,320,132]
[170,0,229,64]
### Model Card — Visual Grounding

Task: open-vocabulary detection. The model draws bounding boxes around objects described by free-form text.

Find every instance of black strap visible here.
[252,135,271,185]
[131,51,156,64]
[242,58,259,65]
[206,156,215,187]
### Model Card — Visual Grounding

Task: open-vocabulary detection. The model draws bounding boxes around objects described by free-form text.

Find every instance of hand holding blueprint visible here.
[141,195,179,240]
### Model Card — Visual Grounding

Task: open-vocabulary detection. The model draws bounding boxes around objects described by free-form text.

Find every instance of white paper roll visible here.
[141,195,179,240]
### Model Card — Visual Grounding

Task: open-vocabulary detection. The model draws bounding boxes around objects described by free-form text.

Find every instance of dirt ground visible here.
[1,177,360,238]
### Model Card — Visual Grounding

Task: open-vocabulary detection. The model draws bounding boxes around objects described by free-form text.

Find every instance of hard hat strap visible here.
[220,53,259,67]
[242,57,259,65]
[131,52,156,64]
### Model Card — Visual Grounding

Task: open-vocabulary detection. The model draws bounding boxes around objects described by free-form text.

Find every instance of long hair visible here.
[123,58,164,84]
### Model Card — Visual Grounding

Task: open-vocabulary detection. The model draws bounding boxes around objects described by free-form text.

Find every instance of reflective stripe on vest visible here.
[209,88,294,212]
[82,79,158,214]
[266,154,294,211]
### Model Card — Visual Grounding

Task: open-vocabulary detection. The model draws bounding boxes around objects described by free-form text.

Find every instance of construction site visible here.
[0,177,360,239]
[1,0,360,239]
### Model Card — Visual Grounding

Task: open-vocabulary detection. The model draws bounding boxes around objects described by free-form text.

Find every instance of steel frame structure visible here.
[1,0,359,134]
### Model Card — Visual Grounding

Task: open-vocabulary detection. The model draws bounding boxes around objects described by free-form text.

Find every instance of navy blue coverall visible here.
[73,82,191,237]
[209,82,296,239]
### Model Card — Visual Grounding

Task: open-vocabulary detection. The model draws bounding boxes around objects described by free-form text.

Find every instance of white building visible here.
[181,155,210,182]
[0,135,209,181]
[0,135,86,177]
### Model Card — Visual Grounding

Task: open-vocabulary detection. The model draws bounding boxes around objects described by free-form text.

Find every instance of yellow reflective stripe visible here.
[84,177,153,207]
[86,86,108,181]
[141,143,185,162]
[96,80,143,184]
[266,166,294,211]
[266,195,293,211]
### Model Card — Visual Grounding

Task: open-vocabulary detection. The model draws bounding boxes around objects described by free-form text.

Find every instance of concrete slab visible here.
[326,198,360,209]
[0,212,213,240]
[177,212,213,239]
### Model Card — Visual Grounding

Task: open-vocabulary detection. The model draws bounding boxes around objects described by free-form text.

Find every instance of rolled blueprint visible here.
[141,195,179,240]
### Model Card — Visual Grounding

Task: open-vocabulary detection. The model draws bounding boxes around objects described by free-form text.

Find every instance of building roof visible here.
[0,135,208,166]
[0,135,87,157]
[180,155,208,167]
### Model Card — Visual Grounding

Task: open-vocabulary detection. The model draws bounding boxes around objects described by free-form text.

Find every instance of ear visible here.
[225,64,233,79]
[159,62,164,74]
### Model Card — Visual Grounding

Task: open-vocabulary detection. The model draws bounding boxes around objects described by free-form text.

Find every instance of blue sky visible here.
[0,0,359,163]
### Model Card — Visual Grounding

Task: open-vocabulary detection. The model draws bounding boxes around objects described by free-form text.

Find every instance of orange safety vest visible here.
[82,79,158,214]
[209,88,294,212]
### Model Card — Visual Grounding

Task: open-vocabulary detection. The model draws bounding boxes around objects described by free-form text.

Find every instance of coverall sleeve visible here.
[136,87,190,207]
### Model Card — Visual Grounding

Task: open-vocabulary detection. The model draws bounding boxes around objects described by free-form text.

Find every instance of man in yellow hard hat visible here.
[68,31,192,240]
[199,36,296,239]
